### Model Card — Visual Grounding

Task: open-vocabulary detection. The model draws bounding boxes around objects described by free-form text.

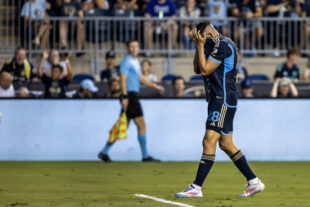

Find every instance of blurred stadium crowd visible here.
[1,0,310,98]
[0,46,309,98]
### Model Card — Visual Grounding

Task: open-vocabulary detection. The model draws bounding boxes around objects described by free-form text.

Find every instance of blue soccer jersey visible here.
[120,55,141,93]
[203,36,238,107]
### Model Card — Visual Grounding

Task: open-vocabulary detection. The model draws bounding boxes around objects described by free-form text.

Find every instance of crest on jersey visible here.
[211,47,218,56]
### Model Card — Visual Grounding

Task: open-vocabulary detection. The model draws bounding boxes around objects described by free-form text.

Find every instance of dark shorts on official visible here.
[125,92,143,119]
[206,99,236,135]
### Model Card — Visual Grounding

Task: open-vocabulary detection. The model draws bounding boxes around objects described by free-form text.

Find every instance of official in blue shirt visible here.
[144,0,178,52]
[99,40,165,162]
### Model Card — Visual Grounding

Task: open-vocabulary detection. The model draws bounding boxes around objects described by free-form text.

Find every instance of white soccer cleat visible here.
[175,184,203,198]
[238,179,265,197]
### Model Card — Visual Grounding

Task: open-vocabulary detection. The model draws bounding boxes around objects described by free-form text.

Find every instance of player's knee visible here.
[203,138,216,150]
[219,141,227,151]
[137,120,145,131]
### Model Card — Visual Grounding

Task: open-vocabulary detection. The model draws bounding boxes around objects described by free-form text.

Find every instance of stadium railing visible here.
[1,15,310,55]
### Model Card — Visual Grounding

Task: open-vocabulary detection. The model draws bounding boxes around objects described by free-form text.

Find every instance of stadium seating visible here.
[248,74,270,81]
[190,75,204,81]
[73,74,95,82]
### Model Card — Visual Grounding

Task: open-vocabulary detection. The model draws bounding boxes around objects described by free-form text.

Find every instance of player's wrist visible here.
[120,94,129,100]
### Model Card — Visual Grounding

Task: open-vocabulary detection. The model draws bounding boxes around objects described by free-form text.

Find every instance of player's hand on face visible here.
[155,84,165,95]
[193,28,207,46]
[189,29,197,42]
[121,98,129,112]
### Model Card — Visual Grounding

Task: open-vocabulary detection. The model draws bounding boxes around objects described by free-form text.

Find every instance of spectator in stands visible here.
[104,78,122,98]
[240,79,255,98]
[0,72,15,98]
[270,77,299,98]
[59,0,85,57]
[18,87,30,98]
[46,0,62,16]
[141,59,157,82]
[266,0,303,17]
[138,0,150,11]
[274,48,301,82]
[35,49,68,78]
[302,57,310,81]
[74,79,99,98]
[179,0,201,49]
[172,76,193,97]
[21,0,49,49]
[115,0,139,9]
[231,0,263,56]
[101,51,120,82]
[207,0,228,36]
[81,0,109,10]
[1,47,35,83]
[37,55,73,98]
[144,0,178,52]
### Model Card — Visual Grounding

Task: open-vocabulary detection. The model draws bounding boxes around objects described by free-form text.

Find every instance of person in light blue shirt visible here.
[208,0,229,36]
[99,40,165,162]
[21,0,49,48]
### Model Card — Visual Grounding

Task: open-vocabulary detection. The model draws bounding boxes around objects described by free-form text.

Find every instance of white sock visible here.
[192,184,201,191]
[248,177,259,185]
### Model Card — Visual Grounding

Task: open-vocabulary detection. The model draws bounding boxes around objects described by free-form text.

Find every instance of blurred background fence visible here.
[1,0,310,56]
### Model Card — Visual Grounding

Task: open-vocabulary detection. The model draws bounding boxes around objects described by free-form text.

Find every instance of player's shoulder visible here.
[218,36,236,48]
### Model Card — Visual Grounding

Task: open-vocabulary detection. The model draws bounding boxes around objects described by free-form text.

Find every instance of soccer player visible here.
[99,40,165,162]
[175,21,265,198]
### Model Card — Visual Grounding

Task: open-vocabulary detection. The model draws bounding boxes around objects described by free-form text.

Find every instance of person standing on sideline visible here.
[99,40,165,162]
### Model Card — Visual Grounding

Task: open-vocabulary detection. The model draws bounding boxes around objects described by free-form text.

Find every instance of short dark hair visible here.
[141,59,152,66]
[172,76,185,86]
[126,39,138,47]
[196,21,211,35]
[287,48,300,58]
[51,64,64,72]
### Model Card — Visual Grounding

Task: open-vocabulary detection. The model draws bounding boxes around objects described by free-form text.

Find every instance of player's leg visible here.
[175,129,221,198]
[219,133,265,197]
[133,116,159,162]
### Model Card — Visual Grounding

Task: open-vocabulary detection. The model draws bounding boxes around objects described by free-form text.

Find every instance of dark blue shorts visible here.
[205,100,236,135]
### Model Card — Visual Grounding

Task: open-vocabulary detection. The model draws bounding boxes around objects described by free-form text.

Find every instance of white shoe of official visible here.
[238,179,265,197]
[175,184,203,198]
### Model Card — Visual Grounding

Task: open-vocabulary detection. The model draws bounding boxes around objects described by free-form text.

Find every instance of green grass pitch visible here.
[0,162,309,207]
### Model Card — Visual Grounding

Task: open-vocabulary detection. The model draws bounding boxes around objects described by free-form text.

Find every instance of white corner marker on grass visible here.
[134,194,195,207]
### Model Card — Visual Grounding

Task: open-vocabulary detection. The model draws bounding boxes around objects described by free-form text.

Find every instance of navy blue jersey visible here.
[203,36,238,107]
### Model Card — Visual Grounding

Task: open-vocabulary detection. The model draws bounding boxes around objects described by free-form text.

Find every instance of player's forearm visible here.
[140,73,156,88]
[120,75,128,95]
[197,45,208,76]
[193,51,200,74]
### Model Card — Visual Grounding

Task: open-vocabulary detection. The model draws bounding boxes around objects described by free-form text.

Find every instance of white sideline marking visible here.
[134,194,195,207]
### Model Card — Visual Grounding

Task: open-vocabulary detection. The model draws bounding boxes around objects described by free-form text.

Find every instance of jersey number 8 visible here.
[207,110,220,122]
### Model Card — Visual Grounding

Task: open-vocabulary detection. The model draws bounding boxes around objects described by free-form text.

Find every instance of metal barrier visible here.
[1,1,310,56]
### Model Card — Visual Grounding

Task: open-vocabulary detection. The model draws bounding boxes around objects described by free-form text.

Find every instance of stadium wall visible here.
[0,99,308,161]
